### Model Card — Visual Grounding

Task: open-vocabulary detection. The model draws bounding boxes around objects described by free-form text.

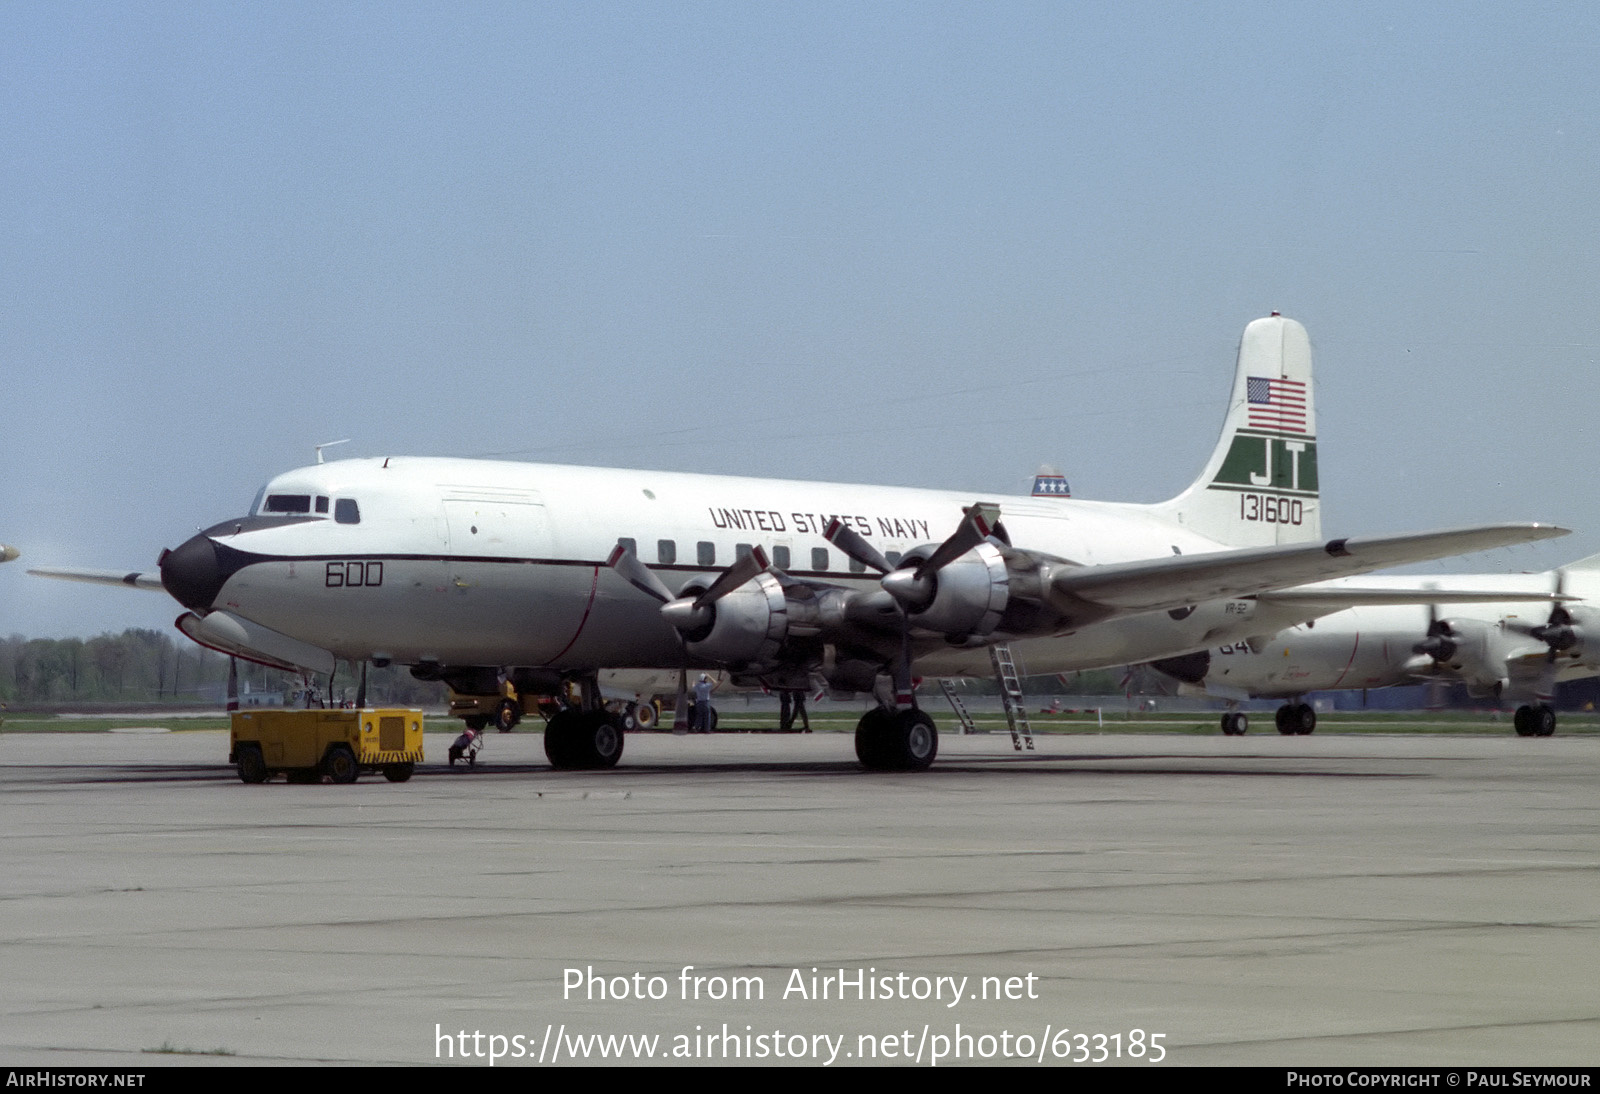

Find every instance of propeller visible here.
[1513,569,1580,662]
[1500,569,1581,702]
[826,502,1000,613]
[1413,603,1459,664]
[825,502,1003,706]
[606,541,774,727]
[226,656,239,713]
[607,542,771,631]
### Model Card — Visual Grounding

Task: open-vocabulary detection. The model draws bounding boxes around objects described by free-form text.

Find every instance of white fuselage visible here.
[1185,569,1599,699]
[199,456,1316,678]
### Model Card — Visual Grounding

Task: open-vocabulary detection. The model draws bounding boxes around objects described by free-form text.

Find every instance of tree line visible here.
[0,630,444,707]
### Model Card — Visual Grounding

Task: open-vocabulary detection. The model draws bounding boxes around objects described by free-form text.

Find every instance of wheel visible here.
[1535,704,1557,737]
[544,709,584,768]
[854,708,895,768]
[1220,713,1234,735]
[632,701,657,730]
[577,711,625,768]
[856,708,937,771]
[495,698,522,733]
[1275,705,1295,735]
[887,708,938,770]
[1235,712,1249,734]
[1514,706,1535,737]
[1295,704,1317,735]
[322,744,359,784]
[463,715,489,731]
[383,763,413,782]
[236,744,268,784]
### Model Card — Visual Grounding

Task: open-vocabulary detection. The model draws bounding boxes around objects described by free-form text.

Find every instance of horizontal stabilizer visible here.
[29,567,164,591]
[176,610,337,676]
[1050,523,1568,615]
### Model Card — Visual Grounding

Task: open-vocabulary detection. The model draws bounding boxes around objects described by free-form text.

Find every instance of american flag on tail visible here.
[1246,376,1307,434]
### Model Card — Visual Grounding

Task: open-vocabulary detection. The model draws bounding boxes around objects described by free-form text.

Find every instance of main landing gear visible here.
[1275,703,1316,735]
[544,709,626,768]
[543,674,626,769]
[854,707,938,771]
[1513,704,1557,737]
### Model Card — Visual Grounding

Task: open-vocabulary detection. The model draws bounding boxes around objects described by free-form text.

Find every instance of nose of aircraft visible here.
[159,533,231,611]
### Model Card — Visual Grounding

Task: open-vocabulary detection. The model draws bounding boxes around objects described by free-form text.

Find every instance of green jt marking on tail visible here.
[1209,431,1318,496]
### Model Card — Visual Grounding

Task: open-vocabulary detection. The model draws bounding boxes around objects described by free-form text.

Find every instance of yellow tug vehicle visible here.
[230,708,424,784]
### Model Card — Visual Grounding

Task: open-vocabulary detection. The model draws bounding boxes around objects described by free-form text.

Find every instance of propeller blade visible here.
[355,660,368,709]
[226,656,239,714]
[914,502,1001,580]
[692,546,770,610]
[823,518,892,575]
[606,542,675,604]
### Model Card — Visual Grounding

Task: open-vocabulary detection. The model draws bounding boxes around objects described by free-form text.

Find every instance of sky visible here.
[3,1,1598,638]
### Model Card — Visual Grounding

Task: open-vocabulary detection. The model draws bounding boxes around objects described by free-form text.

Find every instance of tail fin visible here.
[1151,314,1321,547]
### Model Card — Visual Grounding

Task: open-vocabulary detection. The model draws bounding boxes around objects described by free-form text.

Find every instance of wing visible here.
[28,566,164,591]
[1046,525,1568,617]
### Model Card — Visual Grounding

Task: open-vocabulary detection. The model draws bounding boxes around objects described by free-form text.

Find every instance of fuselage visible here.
[1172,569,1599,699]
[162,456,1313,678]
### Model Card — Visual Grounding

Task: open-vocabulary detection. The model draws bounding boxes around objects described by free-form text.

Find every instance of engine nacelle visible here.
[893,541,1010,640]
[677,571,789,667]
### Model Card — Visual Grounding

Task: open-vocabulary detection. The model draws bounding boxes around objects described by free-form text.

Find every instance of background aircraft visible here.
[30,316,1565,770]
[1150,553,1600,736]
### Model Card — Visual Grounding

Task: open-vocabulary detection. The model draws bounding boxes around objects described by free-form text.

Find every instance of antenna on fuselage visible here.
[314,439,351,464]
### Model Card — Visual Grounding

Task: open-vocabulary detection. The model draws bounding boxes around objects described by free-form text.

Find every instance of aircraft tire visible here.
[322,745,359,784]
[1235,712,1249,734]
[496,698,521,733]
[544,709,584,768]
[236,744,268,784]
[383,763,414,783]
[854,708,895,769]
[1295,704,1317,735]
[1275,705,1294,735]
[575,712,625,769]
[1514,706,1535,736]
[1535,705,1557,737]
[887,709,938,770]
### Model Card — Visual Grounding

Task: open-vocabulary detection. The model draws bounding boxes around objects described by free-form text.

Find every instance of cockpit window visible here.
[335,498,361,525]
[265,494,312,514]
[315,496,329,514]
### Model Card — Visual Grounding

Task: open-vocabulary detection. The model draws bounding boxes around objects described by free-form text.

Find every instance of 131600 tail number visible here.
[1240,494,1303,524]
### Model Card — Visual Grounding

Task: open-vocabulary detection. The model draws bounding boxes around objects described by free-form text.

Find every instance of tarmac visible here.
[1,727,1596,1067]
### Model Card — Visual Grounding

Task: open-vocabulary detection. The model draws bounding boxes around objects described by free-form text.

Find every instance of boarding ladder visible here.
[936,679,978,735]
[991,644,1035,751]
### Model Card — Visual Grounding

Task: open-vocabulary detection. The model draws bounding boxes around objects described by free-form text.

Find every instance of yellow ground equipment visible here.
[230,708,424,784]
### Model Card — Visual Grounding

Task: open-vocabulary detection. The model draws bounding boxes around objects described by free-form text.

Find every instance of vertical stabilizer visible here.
[1153,315,1321,547]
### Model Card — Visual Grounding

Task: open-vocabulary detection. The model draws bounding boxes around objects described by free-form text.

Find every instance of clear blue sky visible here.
[4,1,1597,637]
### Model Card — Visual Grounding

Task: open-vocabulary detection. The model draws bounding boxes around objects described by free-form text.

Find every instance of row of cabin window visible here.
[616,538,903,573]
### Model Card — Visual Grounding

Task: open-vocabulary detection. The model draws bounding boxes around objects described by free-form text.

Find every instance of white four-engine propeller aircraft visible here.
[1149,552,1600,737]
[32,315,1569,770]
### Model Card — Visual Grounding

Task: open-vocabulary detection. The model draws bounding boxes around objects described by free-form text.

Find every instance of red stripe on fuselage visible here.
[545,564,601,666]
